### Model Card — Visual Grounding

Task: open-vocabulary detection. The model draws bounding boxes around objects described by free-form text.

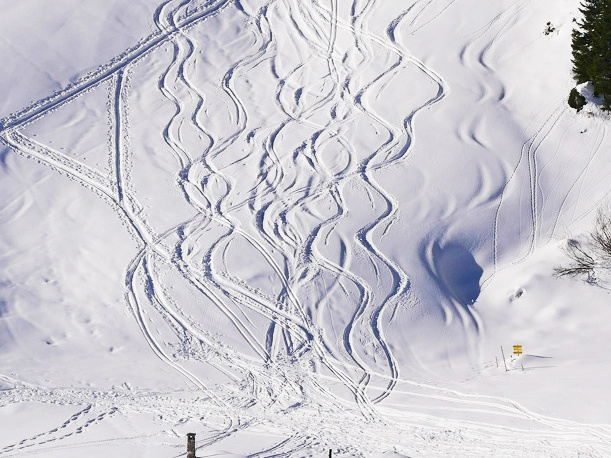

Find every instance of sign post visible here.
[513,345,523,356]
[187,433,196,458]
[500,346,508,372]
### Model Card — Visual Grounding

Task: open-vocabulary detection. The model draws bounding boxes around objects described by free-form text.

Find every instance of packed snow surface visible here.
[1,0,610,456]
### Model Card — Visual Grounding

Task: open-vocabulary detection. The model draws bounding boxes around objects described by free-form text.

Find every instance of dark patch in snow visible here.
[433,242,482,306]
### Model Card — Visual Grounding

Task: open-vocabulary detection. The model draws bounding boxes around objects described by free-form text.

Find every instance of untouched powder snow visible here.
[0,0,610,456]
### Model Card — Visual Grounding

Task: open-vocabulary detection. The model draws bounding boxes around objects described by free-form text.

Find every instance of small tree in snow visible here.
[568,87,587,111]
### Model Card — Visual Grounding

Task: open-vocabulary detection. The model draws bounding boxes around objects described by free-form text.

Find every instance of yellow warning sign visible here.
[513,345,523,355]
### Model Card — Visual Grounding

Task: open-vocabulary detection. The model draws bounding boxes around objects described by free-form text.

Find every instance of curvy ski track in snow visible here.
[1,0,610,456]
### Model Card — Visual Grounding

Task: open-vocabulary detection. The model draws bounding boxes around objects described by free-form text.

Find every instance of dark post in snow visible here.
[187,433,196,458]
[500,346,508,372]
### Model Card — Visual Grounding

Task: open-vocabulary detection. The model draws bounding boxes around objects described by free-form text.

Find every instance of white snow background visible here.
[0,0,610,456]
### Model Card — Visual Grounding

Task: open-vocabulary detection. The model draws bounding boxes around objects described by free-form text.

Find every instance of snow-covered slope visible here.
[1,0,610,456]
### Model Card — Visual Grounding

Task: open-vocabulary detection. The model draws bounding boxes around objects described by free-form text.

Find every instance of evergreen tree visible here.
[571,0,611,110]
[568,87,587,111]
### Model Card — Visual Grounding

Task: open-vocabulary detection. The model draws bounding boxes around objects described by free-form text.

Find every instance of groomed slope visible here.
[0,0,610,456]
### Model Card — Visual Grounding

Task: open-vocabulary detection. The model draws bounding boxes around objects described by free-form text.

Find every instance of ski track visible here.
[2,0,610,456]
[484,102,567,288]
[0,0,236,135]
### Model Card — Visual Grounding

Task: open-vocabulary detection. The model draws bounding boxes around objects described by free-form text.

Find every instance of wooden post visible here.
[187,433,196,458]
[500,346,508,372]
[329,449,332,458]
[495,356,498,368]
[521,364,524,372]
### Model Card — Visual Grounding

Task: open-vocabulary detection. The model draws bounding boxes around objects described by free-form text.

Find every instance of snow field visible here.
[0,0,610,456]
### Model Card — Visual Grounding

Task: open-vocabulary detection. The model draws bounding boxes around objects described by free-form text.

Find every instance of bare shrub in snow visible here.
[555,206,611,283]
